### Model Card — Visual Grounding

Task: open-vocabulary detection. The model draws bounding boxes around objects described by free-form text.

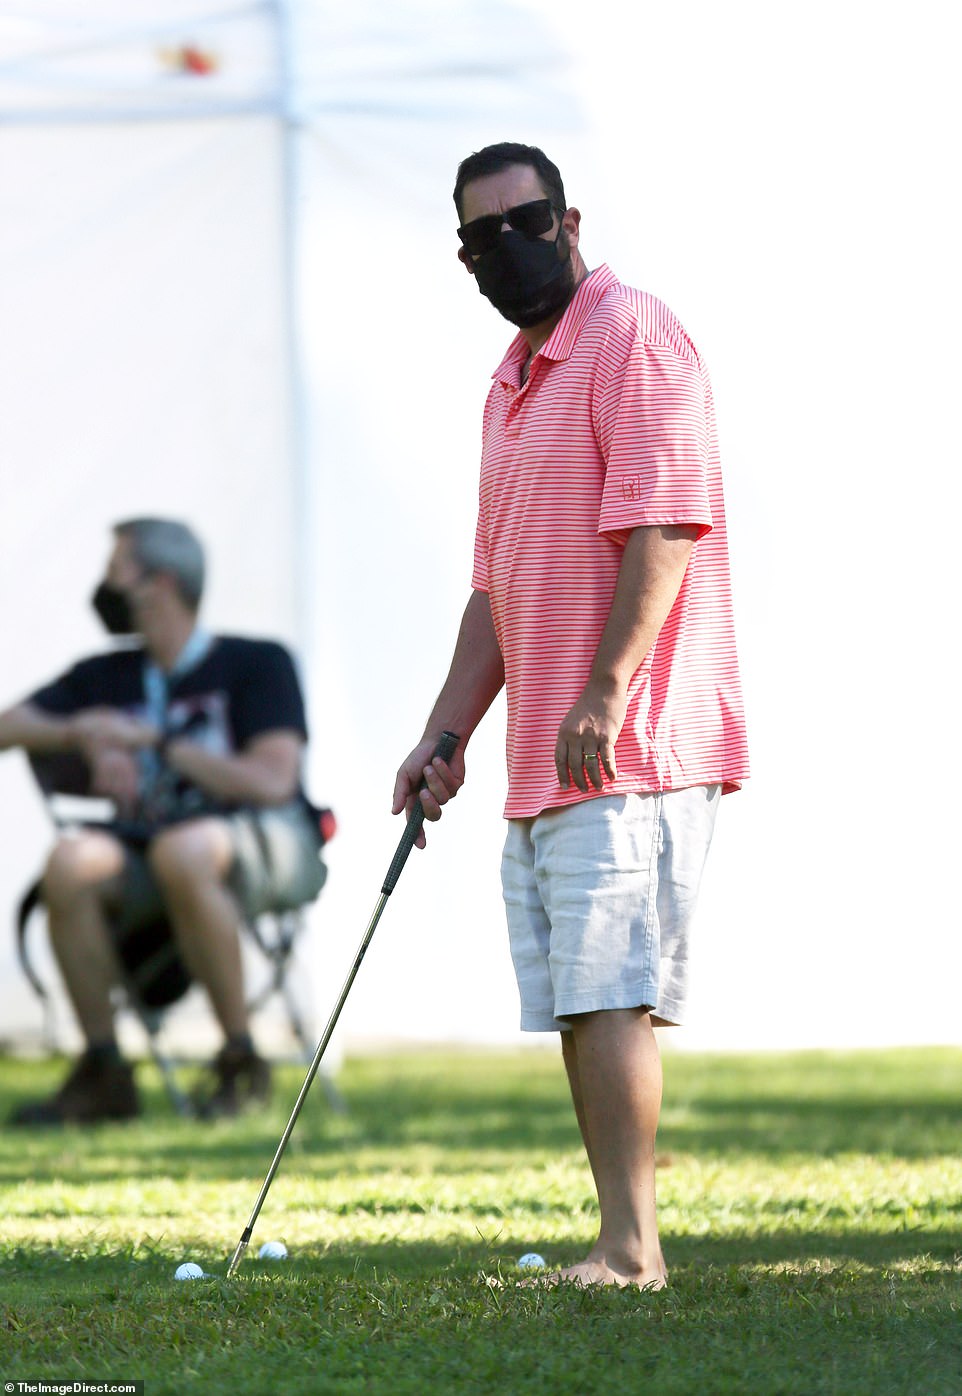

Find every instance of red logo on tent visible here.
[159,45,220,77]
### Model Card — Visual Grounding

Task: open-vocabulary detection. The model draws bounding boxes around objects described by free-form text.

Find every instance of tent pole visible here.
[275,0,313,687]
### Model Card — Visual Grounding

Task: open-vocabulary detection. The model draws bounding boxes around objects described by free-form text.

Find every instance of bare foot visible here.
[521,1256,667,1290]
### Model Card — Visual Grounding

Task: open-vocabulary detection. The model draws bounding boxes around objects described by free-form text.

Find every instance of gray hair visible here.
[114,517,205,610]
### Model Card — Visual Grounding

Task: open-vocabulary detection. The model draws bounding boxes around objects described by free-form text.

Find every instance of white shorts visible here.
[501,787,721,1032]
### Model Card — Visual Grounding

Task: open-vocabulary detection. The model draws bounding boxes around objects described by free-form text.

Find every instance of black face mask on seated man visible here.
[91,581,136,636]
[472,225,577,329]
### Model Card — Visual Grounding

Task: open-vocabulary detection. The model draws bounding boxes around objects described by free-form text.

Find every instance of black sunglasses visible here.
[457,198,562,260]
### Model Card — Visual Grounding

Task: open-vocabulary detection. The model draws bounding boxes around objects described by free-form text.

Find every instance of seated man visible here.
[0,517,327,1125]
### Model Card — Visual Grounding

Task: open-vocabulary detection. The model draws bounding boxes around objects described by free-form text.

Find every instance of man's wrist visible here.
[585,668,630,699]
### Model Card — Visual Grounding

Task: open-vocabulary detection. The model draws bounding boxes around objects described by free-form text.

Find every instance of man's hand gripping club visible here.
[392,737,465,850]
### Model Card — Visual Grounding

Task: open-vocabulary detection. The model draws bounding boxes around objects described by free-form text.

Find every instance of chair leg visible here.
[317,1069,348,1115]
[280,974,348,1114]
[239,910,350,1115]
[151,1041,194,1118]
[280,972,312,1056]
[129,1001,194,1117]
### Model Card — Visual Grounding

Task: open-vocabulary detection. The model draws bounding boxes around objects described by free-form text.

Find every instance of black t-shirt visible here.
[30,636,312,825]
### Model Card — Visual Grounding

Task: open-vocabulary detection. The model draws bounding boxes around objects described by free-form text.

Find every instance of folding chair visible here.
[14,751,342,1116]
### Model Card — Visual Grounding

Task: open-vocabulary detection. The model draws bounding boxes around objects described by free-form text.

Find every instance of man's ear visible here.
[562,206,581,251]
[147,570,179,603]
[457,245,476,276]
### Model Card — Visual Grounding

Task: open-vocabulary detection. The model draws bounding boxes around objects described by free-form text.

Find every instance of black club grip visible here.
[381,730,460,894]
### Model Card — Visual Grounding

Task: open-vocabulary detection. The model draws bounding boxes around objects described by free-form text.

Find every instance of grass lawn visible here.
[0,1045,959,1395]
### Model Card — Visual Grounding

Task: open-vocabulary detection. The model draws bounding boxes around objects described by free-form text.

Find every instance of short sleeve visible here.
[472,388,498,593]
[29,666,86,715]
[471,504,490,592]
[29,654,141,714]
[595,340,714,547]
[229,643,308,747]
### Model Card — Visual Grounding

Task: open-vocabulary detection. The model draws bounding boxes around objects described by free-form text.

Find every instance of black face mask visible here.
[472,227,575,328]
[91,581,136,635]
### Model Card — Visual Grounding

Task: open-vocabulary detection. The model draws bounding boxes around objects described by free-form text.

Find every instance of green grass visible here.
[0,1046,959,1395]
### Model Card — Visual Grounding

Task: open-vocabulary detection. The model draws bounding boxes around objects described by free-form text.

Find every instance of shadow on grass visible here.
[3,1227,960,1289]
[660,1093,962,1158]
[0,1049,959,1187]
[290,1228,962,1284]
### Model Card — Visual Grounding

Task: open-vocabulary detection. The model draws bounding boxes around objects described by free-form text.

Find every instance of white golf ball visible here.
[517,1252,546,1270]
[174,1262,205,1281]
[258,1240,288,1260]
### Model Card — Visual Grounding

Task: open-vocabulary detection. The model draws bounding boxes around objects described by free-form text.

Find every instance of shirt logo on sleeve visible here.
[622,475,643,501]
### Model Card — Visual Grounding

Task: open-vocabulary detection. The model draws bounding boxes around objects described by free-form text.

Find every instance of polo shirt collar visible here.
[491,264,620,385]
[143,625,213,699]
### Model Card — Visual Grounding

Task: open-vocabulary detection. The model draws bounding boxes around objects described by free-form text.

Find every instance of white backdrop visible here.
[1,0,958,1057]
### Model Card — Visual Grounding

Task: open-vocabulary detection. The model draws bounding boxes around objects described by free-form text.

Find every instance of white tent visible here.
[2,1,959,1057]
[0,0,588,1056]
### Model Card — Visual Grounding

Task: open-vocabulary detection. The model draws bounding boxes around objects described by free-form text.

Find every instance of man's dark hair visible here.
[453,142,567,221]
[114,517,205,610]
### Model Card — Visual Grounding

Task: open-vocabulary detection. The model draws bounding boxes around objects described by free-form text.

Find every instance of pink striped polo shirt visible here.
[471,264,749,819]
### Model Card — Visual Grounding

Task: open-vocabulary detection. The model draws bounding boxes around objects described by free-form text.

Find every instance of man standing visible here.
[394,143,749,1288]
[0,518,327,1124]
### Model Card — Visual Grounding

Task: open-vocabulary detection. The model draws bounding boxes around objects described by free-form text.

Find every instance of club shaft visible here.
[226,730,459,1279]
[227,890,390,1278]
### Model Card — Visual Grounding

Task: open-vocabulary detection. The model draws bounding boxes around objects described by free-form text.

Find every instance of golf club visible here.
[225,729,460,1279]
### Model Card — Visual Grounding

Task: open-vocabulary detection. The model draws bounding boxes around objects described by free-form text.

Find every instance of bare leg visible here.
[148,819,248,1040]
[561,1029,599,1184]
[42,832,127,1043]
[555,1007,667,1288]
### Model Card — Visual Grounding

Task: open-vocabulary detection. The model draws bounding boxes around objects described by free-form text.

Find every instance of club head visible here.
[226,1236,249,1279]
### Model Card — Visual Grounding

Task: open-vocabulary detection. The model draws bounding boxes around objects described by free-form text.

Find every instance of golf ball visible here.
[174,1262,205,1281]
[517,1252,546,1270]
[258,1240,288,1260]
